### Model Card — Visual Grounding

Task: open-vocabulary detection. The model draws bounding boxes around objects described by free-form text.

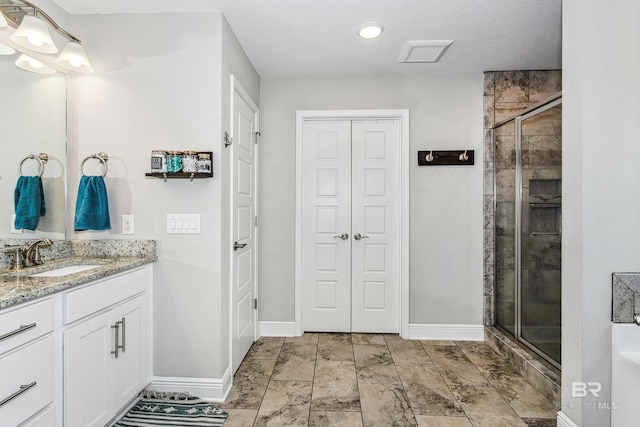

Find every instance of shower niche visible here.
[527,179,561,236]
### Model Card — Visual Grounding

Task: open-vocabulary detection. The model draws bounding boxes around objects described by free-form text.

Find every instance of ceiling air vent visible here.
[398,40,453,63]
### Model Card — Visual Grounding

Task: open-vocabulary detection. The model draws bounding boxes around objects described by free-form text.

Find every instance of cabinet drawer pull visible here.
[0,381,37,407]
[0,323,36,342]
[111,323,120,358]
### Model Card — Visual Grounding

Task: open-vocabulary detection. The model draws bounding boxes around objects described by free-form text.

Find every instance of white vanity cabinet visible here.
[63,266,152,427]
[0,299,55,427]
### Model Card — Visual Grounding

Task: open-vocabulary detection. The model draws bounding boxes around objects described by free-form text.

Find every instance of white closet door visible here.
[302,120,352,332]
[301,119,400,333]
[351,120,400,332]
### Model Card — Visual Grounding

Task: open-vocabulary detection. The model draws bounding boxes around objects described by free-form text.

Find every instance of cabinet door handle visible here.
[118,317,126,353]
[111,322,120,358]
[0,381,37,407]
[0,323,36,342]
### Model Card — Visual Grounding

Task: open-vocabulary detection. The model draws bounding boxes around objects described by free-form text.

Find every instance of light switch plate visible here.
[167,214,200,234]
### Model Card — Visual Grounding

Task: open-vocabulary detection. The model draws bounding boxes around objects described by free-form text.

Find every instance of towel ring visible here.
[19,153,48,177]
[81,152,108,177]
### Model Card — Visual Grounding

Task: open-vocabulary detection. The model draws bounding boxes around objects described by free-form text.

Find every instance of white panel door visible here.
[231,84,258,373]
[302,120,352,332]
[302,119,400,333]
[351,120,400,332]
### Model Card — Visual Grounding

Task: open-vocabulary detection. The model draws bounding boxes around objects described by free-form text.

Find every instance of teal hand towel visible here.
[14,176,45,231]
[74,176,111,231]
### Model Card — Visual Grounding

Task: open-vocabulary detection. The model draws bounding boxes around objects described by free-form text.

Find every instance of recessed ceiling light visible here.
[358,23,384,40]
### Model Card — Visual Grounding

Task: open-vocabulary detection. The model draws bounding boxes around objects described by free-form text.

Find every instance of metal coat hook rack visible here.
[418,149,475,166]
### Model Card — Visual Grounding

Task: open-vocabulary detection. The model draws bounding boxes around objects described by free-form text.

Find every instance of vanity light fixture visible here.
[357,22,384,40]
[11,14,57,53]
[0,0,93,73]
[55,41,93,73]
[15,53,56,74]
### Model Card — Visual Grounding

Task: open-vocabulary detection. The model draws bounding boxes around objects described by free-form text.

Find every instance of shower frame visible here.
[493,92,562,370]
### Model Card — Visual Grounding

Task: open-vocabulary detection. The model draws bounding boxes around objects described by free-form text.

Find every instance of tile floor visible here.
[218,333,558,427]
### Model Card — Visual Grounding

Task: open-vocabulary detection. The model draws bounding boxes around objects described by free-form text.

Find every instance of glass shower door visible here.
[494,96,562,369]
[518,103,562,367]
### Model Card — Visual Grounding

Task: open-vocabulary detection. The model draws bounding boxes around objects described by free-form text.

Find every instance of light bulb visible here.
[28,58,43,68]
[27,34,45,47]
[15,54,56,74]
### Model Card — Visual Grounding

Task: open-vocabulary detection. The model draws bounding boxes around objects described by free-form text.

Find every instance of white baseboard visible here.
[557,411,579,427]
[407,324,484,341]
[259,321,297,337]
[149,366,232,403]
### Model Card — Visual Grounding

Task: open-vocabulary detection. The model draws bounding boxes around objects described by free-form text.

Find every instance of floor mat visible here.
[113,391,228,426]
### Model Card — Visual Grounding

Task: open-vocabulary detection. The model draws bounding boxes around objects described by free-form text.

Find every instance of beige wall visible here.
[70,12,259,381]
[259,73,485,327]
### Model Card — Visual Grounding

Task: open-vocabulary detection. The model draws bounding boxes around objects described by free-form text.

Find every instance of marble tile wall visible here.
[612,273,640,323]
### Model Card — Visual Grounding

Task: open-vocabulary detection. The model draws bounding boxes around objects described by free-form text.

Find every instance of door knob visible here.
[334,233,349,241]
[354,233,369,241]
[234,241,247,251]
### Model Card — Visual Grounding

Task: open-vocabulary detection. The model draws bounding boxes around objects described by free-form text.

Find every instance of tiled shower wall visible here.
[483,70,562,326]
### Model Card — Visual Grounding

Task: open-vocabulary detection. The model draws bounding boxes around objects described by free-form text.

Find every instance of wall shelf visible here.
[145,151,213,181]
[145,172,213,182]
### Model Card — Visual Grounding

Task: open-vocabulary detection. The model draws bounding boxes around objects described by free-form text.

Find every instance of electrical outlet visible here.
[122,214,135,235]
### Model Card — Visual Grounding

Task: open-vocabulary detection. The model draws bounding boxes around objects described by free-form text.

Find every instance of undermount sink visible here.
[29,264,102,277]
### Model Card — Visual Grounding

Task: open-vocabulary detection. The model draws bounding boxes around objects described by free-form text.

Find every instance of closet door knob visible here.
[334,233,349,241]
[234,241,248,251]
[354,233,369,241]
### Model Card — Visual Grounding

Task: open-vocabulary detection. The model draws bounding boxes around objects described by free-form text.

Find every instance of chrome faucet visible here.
[23,238,53,267]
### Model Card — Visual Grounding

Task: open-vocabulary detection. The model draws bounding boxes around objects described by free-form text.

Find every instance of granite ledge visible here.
[0,240,157,310]
[612,272,640,323]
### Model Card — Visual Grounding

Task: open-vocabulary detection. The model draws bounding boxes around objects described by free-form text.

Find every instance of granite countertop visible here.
[0,240,157,310]
[0,245,156,310]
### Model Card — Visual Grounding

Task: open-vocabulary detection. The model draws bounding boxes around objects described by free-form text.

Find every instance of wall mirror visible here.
[0,40,67,243]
